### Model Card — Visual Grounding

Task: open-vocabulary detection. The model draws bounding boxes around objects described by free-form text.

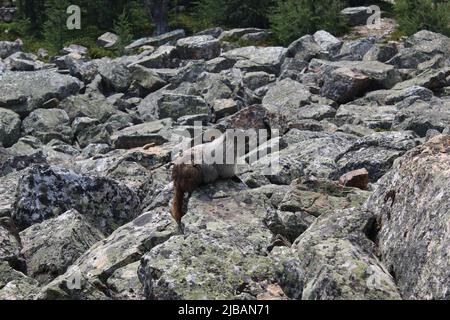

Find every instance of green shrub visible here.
[0,19,31,41]
[113,10,133,56]
[193,0,275,31]
[88,45,117,59]
[269,0,348,45]
[395,0,450,36]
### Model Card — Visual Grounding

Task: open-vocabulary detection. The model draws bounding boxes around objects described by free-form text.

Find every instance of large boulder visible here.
[0,108,21,147]
[273,207,401,300]
[340,7,372,27]
[60,93,117,122]
[0,71,82,116]
[392,99,450,137]
[0,263,40,300]
[111,119,172,149]
[96,58,131,93]
[130,45,179,69]
[0,217,22,270]
[364,134,450,299]
[239,131,355,186]
[19,210,104,284]
[262,78,312,132]
[265,178,370,243]
[139,181,276,300]
[221,46,287,75]
[176,35,220,60]
[138,91,209,121]
[37,208,177,300]
[286,35,321,62]
[0,39,22,59]
[321,67,372,104]
[335,104,398,130]
[21,108,73,144]
[392,67,450,91]
[336,131,421,182]
[125,29,186,52]
[387,30,450,69]
[13,164,140,234]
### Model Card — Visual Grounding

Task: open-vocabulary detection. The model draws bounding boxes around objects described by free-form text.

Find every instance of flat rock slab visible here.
[0,71,82,116]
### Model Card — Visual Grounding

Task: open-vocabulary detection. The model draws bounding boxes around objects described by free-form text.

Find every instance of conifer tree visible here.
[43,0,73,50]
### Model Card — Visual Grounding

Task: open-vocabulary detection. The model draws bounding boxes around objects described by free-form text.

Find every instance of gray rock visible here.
[0,71,82,116]
[0,108,21,147]
[37,209,177,300]
[336,131,421,182]
[265,178,369,243]
[243,71,274,91]
[158,93,209,120]
[0,275,40,300]
[0,217,22,270]
[195,27,223,38]
[341,6,372,26]
[241,31,272,43]
[273,207,401,300]
[240,131,355,186]
[313,30,343,54]
[130,45,179,69]
[364,134,450,299]
[388,31,450,69]
[296,104,336,121]
[219,28,265,41]
[338,37,376,61]
[211,99,238,120]
[363,43,398,63]
[139,181,276,300]
[286,35,321,61]
[0,39,22,59]
[221,46,287,75]
[311,59,401,90]
[335,104,398,130]
[106,261,144,300]
[0,261,28,289]
[205,57,236,73]
[61,44,88,56]
[262,78,312,132]
[392,99,450,137]
[129,64,166,97]
[321,67,372,103]
[60,93,117,122]
[13,164,140,234]
[72,117,112,148]
[125,29,186,52]
[6,52,44,71]
[176,35,220,60]
[22,108,73,144]
[392,67,450,91]
[385,86,434,105]
[20,209,104,284]
[96,58,131,93]
[111,119,172,149]
[97,32,119,48]
[0,171,22,217]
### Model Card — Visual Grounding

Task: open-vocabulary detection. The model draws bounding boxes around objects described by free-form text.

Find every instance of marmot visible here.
[171,130,245,224]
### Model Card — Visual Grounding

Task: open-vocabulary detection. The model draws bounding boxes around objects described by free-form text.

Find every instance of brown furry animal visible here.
[170,131,243,223]
[171,163,203,223]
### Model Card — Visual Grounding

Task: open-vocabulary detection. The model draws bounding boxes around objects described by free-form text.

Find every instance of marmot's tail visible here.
[171,183,184,223]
